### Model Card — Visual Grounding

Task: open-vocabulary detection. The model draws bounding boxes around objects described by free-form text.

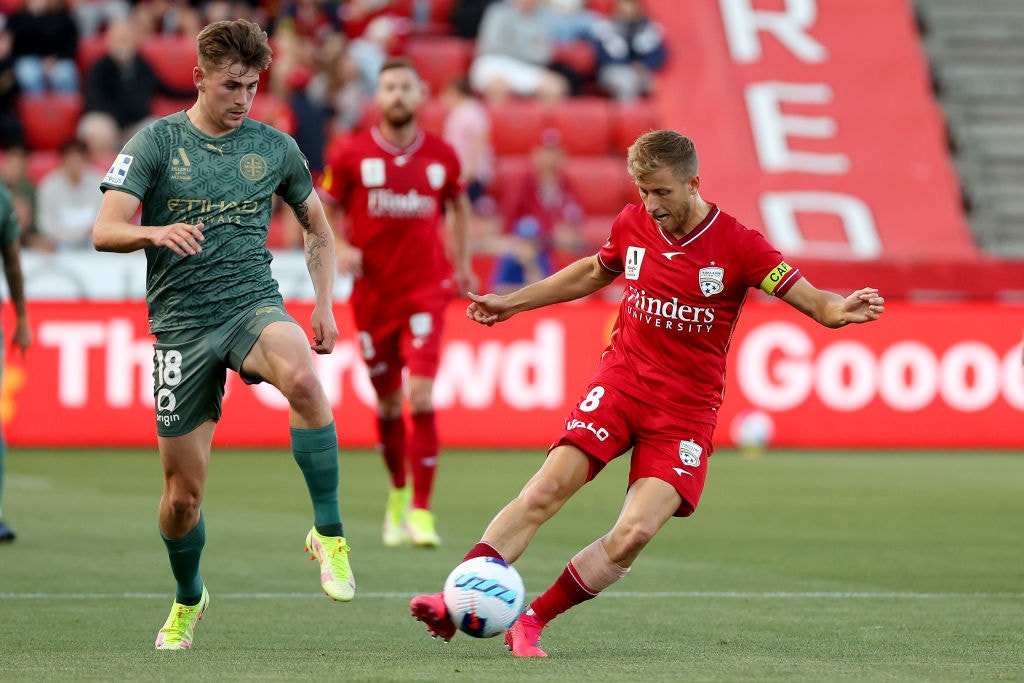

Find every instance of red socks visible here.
[409,411,439,510]
[376,415,406,489]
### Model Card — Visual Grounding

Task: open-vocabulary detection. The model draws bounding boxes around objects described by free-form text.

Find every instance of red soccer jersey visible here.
[595,203,802,425]
[321,127,464,319]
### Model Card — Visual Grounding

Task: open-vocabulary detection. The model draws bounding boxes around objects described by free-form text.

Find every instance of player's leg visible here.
[507,477,681,656]
[410,444,593,642]
[241,318,353,601]
[405,374,440,546]
[401,310,446,547]
[155,425,215,650]
[0,422,13,543]
[375,386,411,547]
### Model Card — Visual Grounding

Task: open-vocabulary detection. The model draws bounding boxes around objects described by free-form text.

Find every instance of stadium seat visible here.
[26,150,62,185]
[490,155,531,205]
[16,93,84,151]
[552,40,597,81]
[417,97,450,136]
[77,33,109,76]
[586,0,616,15]
[548,96,612,155]
[563,155,634,215]
[248,93,296,135]
[609,100,661,153]
[487,99,549,155]
[149,95,192,119]
[404,36,474,95]
[139,35,198,92]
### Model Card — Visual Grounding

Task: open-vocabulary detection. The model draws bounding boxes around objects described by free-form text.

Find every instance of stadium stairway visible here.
[915,0,1024,257]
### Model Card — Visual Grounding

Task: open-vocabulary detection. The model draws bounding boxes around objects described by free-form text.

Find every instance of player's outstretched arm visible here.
[467,255,616,326]
[292,189,339,354]
[93,190,206,256]
[781,278,885,328]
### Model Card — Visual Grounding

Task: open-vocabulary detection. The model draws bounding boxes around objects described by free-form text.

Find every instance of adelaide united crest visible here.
[698,266,724,297]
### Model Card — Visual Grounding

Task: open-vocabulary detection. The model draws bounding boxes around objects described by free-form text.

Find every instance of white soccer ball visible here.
[442,556,525,638]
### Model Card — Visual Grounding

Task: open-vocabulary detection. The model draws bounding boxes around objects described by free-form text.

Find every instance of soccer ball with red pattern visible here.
[442,556,525,638]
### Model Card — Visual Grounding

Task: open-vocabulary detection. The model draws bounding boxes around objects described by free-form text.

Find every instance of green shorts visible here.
[152,300,298,437]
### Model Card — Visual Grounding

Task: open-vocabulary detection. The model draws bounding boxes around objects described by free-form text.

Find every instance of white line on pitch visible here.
[1,591,1021,600]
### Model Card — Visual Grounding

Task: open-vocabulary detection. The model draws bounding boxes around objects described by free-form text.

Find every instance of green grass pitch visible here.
[1,447,1022,681]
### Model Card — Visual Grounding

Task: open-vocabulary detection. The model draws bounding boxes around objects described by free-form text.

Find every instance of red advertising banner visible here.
[3,300,1022,449]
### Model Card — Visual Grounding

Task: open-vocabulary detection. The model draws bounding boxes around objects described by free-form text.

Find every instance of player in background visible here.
[0,183,31,543]
[320,57,475,548]
[410,130,886,656]
[93,19,353,651]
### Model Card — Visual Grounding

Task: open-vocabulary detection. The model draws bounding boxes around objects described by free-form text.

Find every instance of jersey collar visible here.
[371,126,425,158]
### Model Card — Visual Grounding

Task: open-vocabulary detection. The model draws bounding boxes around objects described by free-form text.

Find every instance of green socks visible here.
[161,512,205,605]
[292,423,344,537]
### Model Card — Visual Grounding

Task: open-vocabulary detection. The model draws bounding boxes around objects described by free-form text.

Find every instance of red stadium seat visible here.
[139,35,198,92]
[609,100,662,153]
[248,93,296,135]
[586,0,616,15]
[417,97,450,136]
[26,150,61,185]
[552,40,597,80]
[548,96,612,156]
[17,93,84,151]
[487,99,549,155]
[490,154,531,205]
[563,155,634,215]
[77,33,109,76]
[149,95,192,119]
[404,36,474,95]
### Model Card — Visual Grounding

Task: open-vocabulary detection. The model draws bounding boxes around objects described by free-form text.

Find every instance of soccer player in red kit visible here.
[320,57,475,548]
[410,130,885,655]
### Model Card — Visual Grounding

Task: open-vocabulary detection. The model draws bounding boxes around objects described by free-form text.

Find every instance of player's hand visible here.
[466,291,513,326]
[10,318,30,356]
[844,287,885,323]
[153,222,205,257]
[310,305,339,354]
[336,244,363,278]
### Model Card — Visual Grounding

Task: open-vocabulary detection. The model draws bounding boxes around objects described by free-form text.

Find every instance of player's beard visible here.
[384,105,415,129]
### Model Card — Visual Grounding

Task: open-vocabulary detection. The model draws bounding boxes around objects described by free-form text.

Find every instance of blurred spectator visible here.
[589,0,666,102]
[448,0,499,40]
[348,13,404,94]
[79,16,195,147]
[492,128,584,292]
[0,22,25,149]
[132,0,203,37]
[71,0,131,38]
[441,77,494,211]
[306,33,367,137]
[470,0,569,104]
[546,0,598,43]
[8,0,80,96]
[28,138,104,251]
[76,109,121,168]
[0,145,36,245]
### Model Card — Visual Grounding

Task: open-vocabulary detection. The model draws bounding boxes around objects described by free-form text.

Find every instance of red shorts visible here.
[552,381,715,517]
[355,305,448,396]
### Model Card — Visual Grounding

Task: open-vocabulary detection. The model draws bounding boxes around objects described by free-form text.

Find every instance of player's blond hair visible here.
[627,130,699,183]
[196,19,272,72]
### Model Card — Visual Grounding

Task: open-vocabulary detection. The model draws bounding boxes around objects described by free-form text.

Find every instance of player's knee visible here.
[165,490,201,519]
[519,477,568,514]
[282,369,324,411]
[607,521,657,560]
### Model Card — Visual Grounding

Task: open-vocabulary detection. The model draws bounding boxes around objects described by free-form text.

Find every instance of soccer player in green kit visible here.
[93,19,352,650]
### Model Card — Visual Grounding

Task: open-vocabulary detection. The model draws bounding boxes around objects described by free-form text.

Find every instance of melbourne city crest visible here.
[698,266,724,297]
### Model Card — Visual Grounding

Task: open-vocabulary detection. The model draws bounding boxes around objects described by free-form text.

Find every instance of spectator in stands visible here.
[7,0,80,96]
[132,0,203,37]
[442,77,495,212]
[0,22,25,149]
[470,0,569,104]
[29,138,104,251]
[448,0,499,40]
[492,128,584,292]
[79,16,195,148]
[547,0,599,43]
[71,0,131,38]
[588,0,666,102]
[306,33,366,137]
[0,145,36,245]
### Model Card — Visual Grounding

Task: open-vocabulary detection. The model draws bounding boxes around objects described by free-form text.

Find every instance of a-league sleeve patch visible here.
[104,154,134,186]
[760,261,793,295]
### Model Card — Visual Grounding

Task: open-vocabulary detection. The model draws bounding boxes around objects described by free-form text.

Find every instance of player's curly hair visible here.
[196,19,273,73]
[627,130,699,183]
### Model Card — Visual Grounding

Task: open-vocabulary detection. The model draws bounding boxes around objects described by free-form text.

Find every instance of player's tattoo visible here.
[305,230,328,270]
[292,200,312,231]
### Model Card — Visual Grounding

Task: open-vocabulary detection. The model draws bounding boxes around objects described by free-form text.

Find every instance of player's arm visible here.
[0,233,30,354]
[289,188,339,354]
[467,255,616,326]
[444,193,477,295]
[93,190,206,256]
[781,278,885,328]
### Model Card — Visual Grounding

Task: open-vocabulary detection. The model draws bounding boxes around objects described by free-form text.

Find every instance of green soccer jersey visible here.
[0,184,19,347]
[101,111,314,333]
